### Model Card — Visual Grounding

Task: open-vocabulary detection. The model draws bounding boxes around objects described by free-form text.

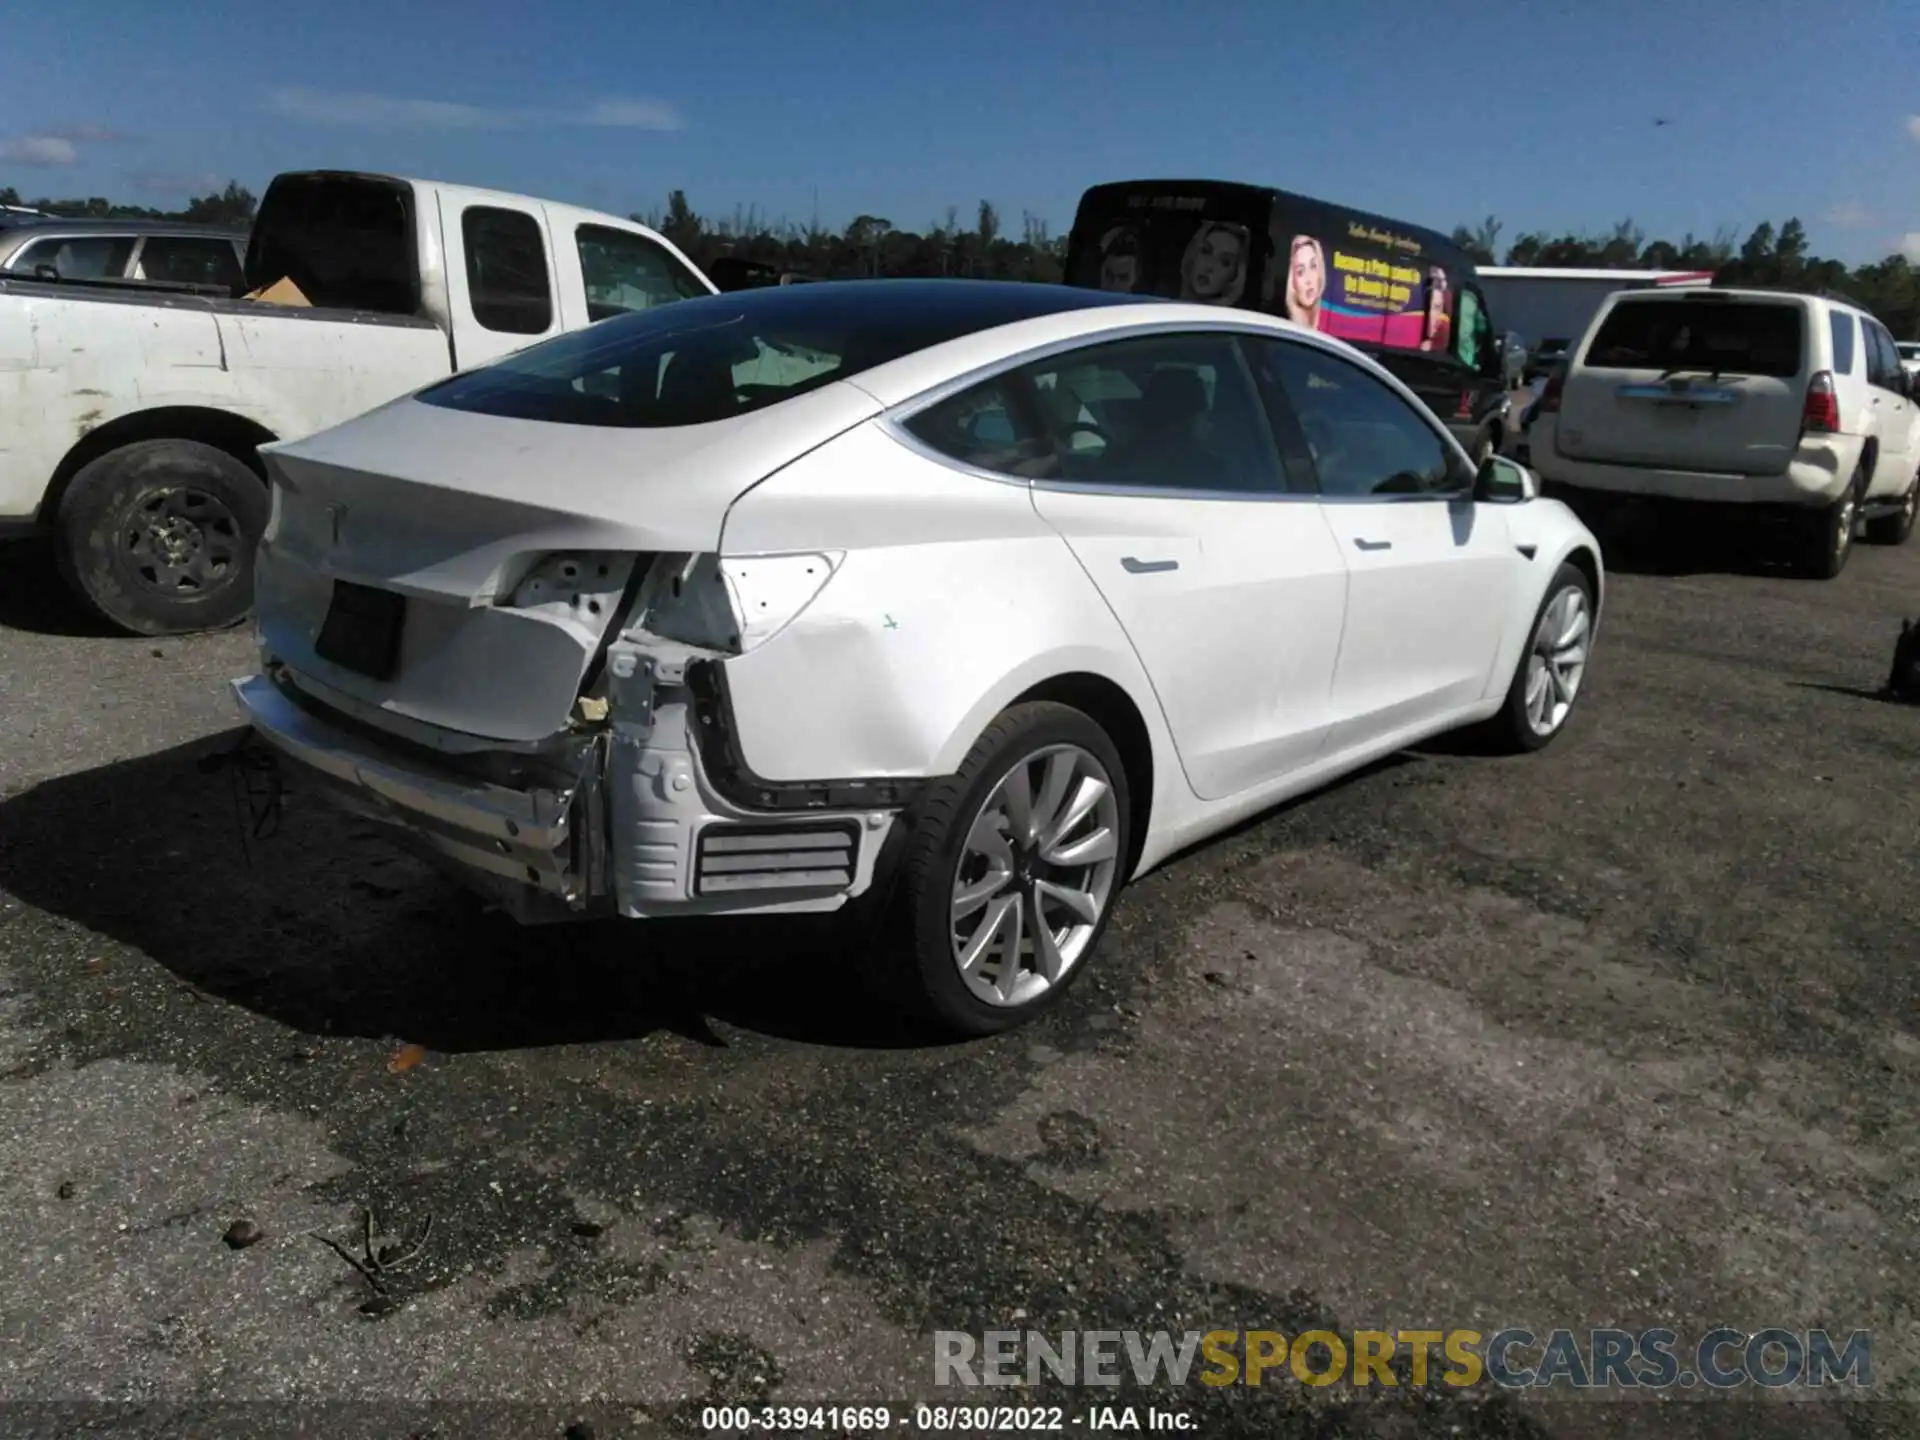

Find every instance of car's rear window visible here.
[419,280,1147,428]
[1583,298,1804,378]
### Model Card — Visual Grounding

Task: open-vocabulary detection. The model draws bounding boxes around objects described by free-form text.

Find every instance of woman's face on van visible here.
[1186,227,1243,299]
[1290,241,1324,308]
[1100,252,1138,291]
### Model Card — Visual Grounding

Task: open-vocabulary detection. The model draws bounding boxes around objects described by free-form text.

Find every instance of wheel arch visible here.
[1009,671,1156,880]
[926,647,1170,882]
[38,406,278,525]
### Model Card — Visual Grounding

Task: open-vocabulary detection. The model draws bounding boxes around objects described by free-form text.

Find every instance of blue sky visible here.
[4,0,1918,265]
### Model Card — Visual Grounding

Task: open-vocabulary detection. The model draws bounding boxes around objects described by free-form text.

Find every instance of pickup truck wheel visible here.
[54,439,268,636]
[1863,468,1918,546]
[1796,468,1862,579]
[877,702,1131,1037]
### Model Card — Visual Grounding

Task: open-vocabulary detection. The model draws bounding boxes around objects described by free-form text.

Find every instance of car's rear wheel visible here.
[54,438,267,635]
[880,702,1131,1037]
[1477,562,1594,754]
[1797,466,1863,579]
[1863,467,1918,546]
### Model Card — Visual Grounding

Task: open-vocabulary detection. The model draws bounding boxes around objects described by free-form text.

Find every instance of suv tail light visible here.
[1538,366,1567,415]
[1802,371,1840,435]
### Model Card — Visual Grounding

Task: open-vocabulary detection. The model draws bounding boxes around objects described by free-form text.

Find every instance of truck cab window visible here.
[575,224,708,320]
[462,206,554,335]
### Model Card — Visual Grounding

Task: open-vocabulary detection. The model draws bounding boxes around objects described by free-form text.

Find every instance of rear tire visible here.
[1475,562,1594,755]
[1864,468,1918,546]
[53,439,267,636]
[876,702,1132,1038]
[1796,466,1863,579]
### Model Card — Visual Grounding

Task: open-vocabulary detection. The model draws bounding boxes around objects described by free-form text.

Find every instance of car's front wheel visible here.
[1478,562,1594,754]
[881,702,1132,1037]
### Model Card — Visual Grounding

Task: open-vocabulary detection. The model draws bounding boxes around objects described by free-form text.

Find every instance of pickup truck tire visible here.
[55,439,268,636]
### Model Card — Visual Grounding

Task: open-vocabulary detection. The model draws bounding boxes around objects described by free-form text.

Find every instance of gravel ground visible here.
[0,522,1916,1440]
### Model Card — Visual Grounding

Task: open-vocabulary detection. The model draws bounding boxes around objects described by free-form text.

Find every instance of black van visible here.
[1064,180,1511,463]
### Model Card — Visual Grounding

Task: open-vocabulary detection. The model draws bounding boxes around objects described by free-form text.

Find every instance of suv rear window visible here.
[1584,298,1804,378]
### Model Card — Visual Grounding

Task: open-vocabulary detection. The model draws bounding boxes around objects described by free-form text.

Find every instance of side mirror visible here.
[1474,453,1539,504]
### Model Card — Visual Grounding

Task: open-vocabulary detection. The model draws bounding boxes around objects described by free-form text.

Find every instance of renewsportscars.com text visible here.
[934,1327,1872,1391]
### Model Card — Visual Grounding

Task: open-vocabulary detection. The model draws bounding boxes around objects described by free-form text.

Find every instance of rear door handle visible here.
[1121,556,1179,574]
[1353,538,1392,552]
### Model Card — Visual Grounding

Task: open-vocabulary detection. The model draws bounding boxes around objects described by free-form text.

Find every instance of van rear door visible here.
[1555,293,1808,476]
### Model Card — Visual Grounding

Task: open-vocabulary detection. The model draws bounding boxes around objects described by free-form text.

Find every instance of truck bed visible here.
[0,277,454,524]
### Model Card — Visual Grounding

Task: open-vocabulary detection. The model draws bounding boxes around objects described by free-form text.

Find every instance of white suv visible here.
[1529,286,1920,576]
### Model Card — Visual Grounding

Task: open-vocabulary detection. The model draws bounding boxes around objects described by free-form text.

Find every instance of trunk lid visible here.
[1555,294,1809,475]
[255,381,880,743]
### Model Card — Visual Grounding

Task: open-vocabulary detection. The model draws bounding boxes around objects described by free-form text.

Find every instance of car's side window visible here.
[1828,310,1857,378]
[461,205,554,335]
[138,237,245,290]
[902,375,1058,478]
[575,224,708,321]
[903,332,1291,496]
[13,235,134,278]
[1252,337,1461,498]
[1867,322,1906,395]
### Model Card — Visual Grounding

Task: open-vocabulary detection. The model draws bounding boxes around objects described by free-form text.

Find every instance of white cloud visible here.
[1824,200,1874,229]
[579,98,680,129]
[269,87,515,129]
[129,169,225,197]
[1900,232,1920,264]
[268,87,681,132]
[0,135,79,166]
[1907,114,1920,142]
[49,125,134,143]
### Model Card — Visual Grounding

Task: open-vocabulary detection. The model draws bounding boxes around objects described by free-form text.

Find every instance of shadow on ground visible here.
[0,729,942,1054]
[1560,500,1813,579]
[0,538,119,639]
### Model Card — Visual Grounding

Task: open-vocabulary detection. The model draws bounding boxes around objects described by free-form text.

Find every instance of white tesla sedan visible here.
[233,280,1603,1035]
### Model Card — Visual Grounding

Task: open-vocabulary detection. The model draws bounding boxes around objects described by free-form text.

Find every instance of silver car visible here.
[0,218,247,290]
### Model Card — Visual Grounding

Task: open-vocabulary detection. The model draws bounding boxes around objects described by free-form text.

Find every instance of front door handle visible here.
[1353,538,1392,552]
[1121,556,1179,574]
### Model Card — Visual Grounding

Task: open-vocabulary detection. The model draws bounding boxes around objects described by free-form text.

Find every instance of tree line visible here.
[6,177,1915,337]
[1,180,258,228]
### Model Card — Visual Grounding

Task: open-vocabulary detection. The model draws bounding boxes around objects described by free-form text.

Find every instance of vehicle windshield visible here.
[1583,299,1803,378]
[418,280,1145,428]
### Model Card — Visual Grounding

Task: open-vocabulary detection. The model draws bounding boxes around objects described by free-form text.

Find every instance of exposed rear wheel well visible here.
[39,407,277,525]
[1860,439,1878,486]
[1013,672,1153,876]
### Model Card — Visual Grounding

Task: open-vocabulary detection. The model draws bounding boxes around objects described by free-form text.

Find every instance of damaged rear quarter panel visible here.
[714,418,1169,783]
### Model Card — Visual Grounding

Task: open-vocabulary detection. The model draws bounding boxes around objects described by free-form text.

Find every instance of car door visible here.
[1863,320,1917,493]
[901,328,1352,803]
[1248,333,1519,756]
[439,198,564,371]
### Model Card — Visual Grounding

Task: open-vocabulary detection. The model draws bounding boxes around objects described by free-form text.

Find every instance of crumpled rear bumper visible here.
[230,665,902,923]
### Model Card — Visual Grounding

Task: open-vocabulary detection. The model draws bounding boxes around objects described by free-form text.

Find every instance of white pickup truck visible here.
[0,169,715,635]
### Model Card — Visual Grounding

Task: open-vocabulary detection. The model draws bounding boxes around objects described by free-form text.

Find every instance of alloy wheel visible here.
[1523,585,1591,737]
[948,743,1122,1008]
